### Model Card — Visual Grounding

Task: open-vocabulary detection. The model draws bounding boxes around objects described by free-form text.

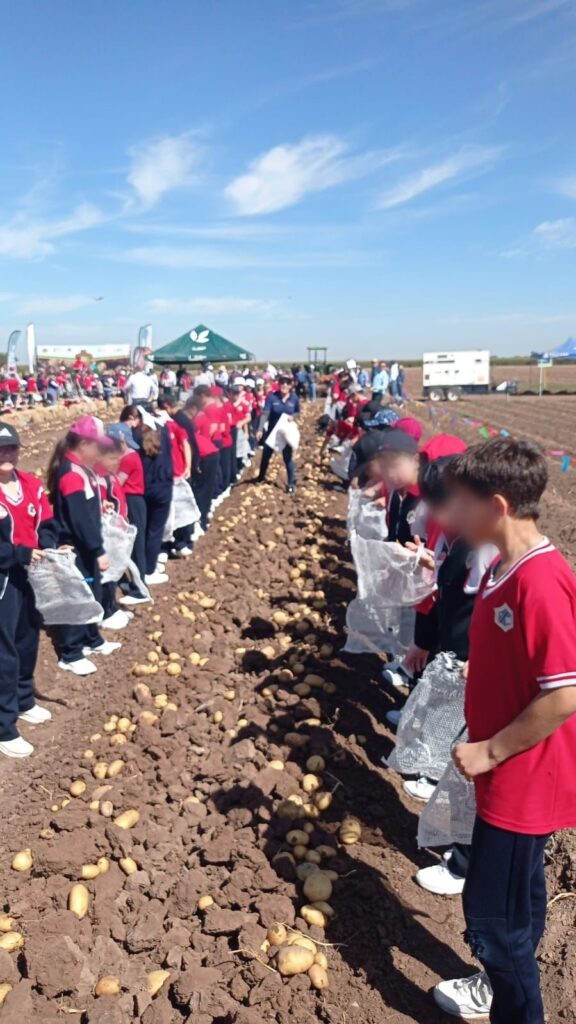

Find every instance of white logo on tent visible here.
[189,329,210,346]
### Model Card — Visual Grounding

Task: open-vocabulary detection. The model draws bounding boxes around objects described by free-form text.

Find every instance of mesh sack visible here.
[27,549,104,626]
[351,534,436,607]
[355,501,388,541]
[347,488,364,534]
[236,429,250,460]
[343,597,414,657]
[329,443,353,481]
[101,513,137,583]
[163,478,201,541]
[386,653,466,781]
[418,752,476,848]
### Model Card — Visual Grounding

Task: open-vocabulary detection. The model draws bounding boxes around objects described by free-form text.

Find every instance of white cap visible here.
[244,378,255,387]
[346,359,357,370]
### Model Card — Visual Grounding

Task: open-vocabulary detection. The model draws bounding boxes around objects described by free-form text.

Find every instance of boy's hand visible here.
[97,554,110,572]
[404,644,429,673]
[452,740,499,780]
[405,536,435,571]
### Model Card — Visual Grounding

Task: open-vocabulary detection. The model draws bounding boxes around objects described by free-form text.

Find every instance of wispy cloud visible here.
[127,133,204,208]
[225,134,401,215]
[0,203,103,260]
[502,217,576,258]
[145,296,274,315]
[17,294,98,315]
[119,244,380,269]
[378,145,502,209]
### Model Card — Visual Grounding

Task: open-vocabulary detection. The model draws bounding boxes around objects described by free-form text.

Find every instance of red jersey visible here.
[7,378,19,394]
[466,539,576,834]
[0,471,54,548]
[118,450,144,496]
[231,396,251,426]
[194,412,218,458]
[165,418,188,477]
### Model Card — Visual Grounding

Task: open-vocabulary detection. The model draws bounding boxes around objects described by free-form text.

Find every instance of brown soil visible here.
[0,400,573,1023]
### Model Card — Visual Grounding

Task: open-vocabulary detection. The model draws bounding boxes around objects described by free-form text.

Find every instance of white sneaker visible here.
[18,704,52,725]
[83,641,122,657]
[403,777,436,802]
[145,572,169,586]
[415,862,465,896]
[155,561,168,574]
[119,594,151,607]
[58,657,98,676]
[175,546,193,557]
[101,610,130,630]
[157,551,169,564]
[434,972,493,1019]
[0,735,34,758]
[382,665,412,689]
[385,709,402,727]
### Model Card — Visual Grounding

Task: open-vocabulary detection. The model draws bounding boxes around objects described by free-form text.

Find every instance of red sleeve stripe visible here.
[539,675,576,690]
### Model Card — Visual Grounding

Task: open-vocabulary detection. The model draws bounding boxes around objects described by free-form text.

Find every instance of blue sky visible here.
[1,0,575,362]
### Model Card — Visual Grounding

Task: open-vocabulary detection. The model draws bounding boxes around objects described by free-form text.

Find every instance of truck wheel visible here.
[446,387,461,402]
[426,387,445,402]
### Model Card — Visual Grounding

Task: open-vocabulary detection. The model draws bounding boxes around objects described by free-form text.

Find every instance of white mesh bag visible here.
[386,653,466,781]
[100,513,137,583]
[352,535,436,607]
[343,598,415,657]
[236,429,250,460]
[418,752,476,848]
[330,442,353,481]
[27,549,104,625]
[355,501,389,542]
[163,478,201,541]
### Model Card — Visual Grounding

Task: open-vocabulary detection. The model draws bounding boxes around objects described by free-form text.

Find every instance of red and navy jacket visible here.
[96,467,128,519]
[0,471,58,597]
[52,451,104,564]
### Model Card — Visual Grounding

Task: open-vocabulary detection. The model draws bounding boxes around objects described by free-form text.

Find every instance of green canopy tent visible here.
[152,324,255,366]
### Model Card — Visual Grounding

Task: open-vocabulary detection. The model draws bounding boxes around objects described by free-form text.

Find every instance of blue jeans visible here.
[309,382,317,401]
[463,816,549,1024]
[258,444,296,488]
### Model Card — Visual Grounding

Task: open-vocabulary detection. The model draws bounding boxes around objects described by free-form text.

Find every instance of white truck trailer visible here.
[422,349,490,401]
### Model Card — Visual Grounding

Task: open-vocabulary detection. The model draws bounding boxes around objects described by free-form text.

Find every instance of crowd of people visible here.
[322,382,576,1024]
[0,352,574,1024]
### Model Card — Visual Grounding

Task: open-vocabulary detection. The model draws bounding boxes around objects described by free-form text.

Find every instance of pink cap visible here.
[69,415,113,447]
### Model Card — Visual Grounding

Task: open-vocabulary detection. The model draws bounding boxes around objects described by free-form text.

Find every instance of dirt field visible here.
[0,400,574,1023]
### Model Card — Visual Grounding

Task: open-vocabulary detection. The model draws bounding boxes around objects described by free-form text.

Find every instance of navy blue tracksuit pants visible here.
[121,493,148,598]
[0,568,39,740]
[144,491,172,574]
[192,454,219,530]
[463,816,549,1024]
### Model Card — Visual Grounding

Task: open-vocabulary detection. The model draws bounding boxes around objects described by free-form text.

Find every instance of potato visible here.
[0,915,16,933]
[305,850,322,865]
[212,710,223,724]
[11,849,32,872]
[306,755,326,773]
[339,815,362,845]
[323,681,337,696]
[276,668,294,683]
[302,773,321,794]
[114,808,140,830]
[302,802,320,819]
[315,844,337,859]
[223,689,236,701]
[119,857,138,876]
[268,759,284,771]
[300,904,326,928]
[267,922,287,946]
[314,951,328,969]
[97,857,110,874]
[284,732,309,749]
[322,870,339,882]
[92,762,109,780]
[296,862,320,881]
[68,883,90,919]
[81,864,101,880]
[311,900,334,918]
[0,983,12,1006]
[277,944,316,976]
[314,791,333,811]
[309,963,329,989]
[0,932,24,952]
[166,662,181,676]
[276,799,302,821]
[154,693,169,709]
[116,717,132,733]
[303,872,333,903]
[286,934,317,954]
[106,760,125,779]
[147,969,170,998]
[133,682,152,701]
[261,645,276,660]
[197,895,214,911]
[94,976,120,997]
[69,780,87,797]
[292,844,307,861]
[286,829,309,847]
[139,710,158,725]
[100,800,114,818]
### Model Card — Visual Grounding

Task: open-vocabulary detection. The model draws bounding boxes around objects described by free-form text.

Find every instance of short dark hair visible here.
[194,385,211,399]
[446,438,548,520]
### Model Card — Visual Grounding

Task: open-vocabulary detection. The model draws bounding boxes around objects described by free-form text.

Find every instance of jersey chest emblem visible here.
[495,603,514,632]
[28,502,36,516]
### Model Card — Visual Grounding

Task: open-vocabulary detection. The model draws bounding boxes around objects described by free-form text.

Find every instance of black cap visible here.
[349,427,418,479]
[0,423,21,448]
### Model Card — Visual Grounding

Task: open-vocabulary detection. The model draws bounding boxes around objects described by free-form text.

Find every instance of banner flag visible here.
[25,323,36,373]
[6,330,21,373]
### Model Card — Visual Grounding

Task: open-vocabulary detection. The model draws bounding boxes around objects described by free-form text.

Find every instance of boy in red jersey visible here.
[433,438,576,1024]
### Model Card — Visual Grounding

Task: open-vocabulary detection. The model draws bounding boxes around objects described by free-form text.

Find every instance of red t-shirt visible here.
[166,418,188,478]
[194,412,218,458]
[219,401,234,449]
[118,451,144,496]
[466,539,576,834]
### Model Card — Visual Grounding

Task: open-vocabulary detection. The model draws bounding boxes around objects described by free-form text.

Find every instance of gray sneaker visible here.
[433,971,493,1019]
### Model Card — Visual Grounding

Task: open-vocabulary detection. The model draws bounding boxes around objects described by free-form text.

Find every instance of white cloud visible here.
[146,296,274,315]
[0,203,103,260]
[127,133,204,208]
[225,134,399,215]
[18,294,98,315]
[533,218,576,249]
[378,146,502,209]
